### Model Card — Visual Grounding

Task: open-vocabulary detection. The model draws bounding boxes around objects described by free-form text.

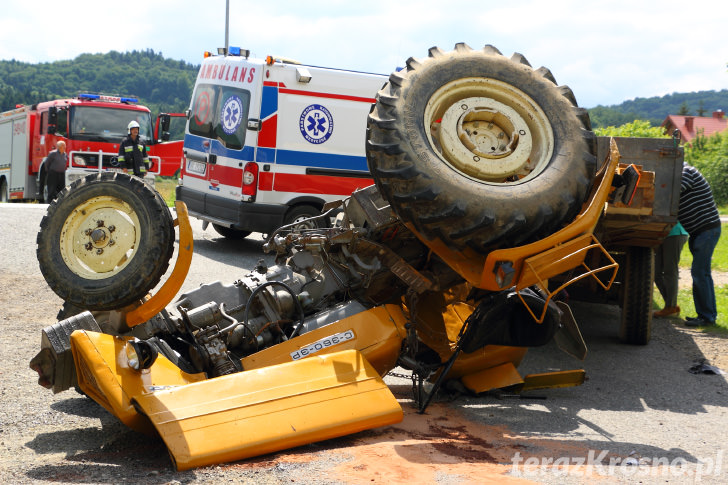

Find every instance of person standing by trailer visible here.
[45,140,67,201]
[118,120,150,177]
[653,221,689,318]
[678,162,721,327]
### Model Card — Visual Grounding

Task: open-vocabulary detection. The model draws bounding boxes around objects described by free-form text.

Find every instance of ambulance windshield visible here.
[70,107,152,143]
[189,84,251,150]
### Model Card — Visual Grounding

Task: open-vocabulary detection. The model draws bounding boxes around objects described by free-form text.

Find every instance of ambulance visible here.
[176,47,386,238]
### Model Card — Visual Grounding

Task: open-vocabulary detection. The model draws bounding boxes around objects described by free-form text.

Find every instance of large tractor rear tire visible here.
[619,246,654,345]
[37,172,175,311]
[366,43,597,253]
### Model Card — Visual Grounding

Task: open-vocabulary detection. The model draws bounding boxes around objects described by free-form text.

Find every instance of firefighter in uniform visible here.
[118,120,150,177]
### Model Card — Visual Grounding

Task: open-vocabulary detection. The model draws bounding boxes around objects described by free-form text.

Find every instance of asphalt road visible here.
[1,202,727,484]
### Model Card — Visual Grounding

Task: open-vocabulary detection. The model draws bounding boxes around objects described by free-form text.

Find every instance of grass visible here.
[155,176,178,207]
[653,223,728,332]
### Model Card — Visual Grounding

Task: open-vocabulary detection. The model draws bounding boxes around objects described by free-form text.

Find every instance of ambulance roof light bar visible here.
[214,46,250,58]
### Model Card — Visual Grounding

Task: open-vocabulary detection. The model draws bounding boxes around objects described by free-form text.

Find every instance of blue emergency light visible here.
[78,93,139,103]
[227,46,250,58]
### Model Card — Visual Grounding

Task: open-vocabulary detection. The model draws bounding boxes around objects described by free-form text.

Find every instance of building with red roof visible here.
[661,110,727,143]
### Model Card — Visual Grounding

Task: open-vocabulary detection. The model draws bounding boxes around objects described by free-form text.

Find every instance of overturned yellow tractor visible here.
[31,44,639,470]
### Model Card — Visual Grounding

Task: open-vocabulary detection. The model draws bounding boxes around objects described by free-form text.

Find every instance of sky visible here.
[1,0,726,108]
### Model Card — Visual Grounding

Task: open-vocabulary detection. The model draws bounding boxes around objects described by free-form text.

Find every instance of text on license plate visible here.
[187,160,206,174]
[290,330,355,361]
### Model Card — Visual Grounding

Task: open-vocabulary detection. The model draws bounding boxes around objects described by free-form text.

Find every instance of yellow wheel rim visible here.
[59,196,141,280]
[425,77,554,184]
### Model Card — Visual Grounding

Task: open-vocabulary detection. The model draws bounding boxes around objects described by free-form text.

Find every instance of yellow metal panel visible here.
[241,304,407,376]
[70,330,206,432]
[133,349,403,470]
[448,345,528,380]
[461,362,524,394]
[520,369,586,391]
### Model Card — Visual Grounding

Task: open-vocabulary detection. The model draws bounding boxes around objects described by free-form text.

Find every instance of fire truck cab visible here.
[176,48,385,238]
[0,94,183,202]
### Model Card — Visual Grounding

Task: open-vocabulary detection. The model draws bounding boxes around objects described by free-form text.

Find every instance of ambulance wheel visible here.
[366,43,596,254]
[37,172,175,311]
[212,224,251,240]
[283,205,327,231]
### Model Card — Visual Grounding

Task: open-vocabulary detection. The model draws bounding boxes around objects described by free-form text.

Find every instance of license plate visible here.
[290,330,356,361]
[187,160,206,175]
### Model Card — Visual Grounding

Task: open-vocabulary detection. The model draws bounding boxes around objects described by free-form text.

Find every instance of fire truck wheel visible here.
[283,205,327,231]
[39,170,49,203]
[0,178,8,202]
[619,246,654,345]
[37,172,175,311]
[212,224,252,240]
[366,43,597,254]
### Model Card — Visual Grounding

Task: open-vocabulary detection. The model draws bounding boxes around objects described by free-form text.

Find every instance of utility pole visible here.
[224,0,230,53]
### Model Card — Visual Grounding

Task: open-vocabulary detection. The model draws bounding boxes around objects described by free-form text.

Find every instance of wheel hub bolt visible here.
[96,248,104,255]
[97,220,105,227]
[85,242,93,250]
[90,228,107,244]
[108,225,115,233]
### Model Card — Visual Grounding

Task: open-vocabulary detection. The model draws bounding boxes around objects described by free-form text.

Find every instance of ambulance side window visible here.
[214,88,250,150]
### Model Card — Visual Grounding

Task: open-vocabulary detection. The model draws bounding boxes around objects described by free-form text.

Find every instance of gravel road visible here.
[1,202,727,484]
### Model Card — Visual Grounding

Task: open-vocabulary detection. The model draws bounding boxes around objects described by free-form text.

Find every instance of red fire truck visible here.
[0,94,184,202]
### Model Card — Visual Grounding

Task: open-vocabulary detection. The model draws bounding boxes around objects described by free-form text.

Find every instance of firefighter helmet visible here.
[127,120,140,133]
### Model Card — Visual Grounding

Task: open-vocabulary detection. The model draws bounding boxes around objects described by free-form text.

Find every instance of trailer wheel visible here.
[283,205,327,231]
[619,246,654,345]
[212,224,252,240]
[37,172,175,311]
[366,43,596,253]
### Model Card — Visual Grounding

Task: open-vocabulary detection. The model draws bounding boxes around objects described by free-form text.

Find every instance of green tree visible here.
[0,50,199,113]
[697,100,706,116]
[685,131,728,205]
[594,120,669,138]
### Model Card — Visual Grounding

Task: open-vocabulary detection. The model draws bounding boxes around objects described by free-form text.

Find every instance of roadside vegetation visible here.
[155,177,178,206]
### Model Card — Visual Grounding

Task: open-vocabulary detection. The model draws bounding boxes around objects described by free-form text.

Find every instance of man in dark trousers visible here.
[45,140,67,201]
[678,162,721,326]
[118,120,150,177]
